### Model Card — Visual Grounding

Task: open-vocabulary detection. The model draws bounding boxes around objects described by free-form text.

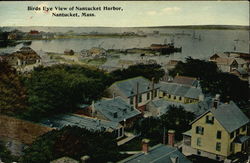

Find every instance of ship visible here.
[150,43,182,55]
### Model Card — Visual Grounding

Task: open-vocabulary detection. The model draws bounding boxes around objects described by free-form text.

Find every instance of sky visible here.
[0,1,249,27]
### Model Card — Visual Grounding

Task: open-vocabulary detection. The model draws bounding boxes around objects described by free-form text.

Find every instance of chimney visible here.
[91,101,95,117]
[81,155,90,163]
[135,82,139,109]
[213,94,220,109]
[151,77,155,100]
[142,139,150,154]
[170,155,179,163]
[198,94,204,101]
[168,130,175,147]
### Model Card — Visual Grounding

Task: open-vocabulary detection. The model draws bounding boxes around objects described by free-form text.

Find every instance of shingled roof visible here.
[118,144,191,163]
[109,76,160,97]
[173,76,199,87]
[159,82,203,100]
[191,101,249,133]
[93,96,141,123]
[150,98,211,116]
[210,101,249,133]
[40,114,121,132]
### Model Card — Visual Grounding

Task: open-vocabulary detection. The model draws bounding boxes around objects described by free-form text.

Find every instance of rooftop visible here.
[191,101,249,133]
[159,82,202,99]
[8,46,41,60]
[111,76,160,97]
[172,76,198,87]
[118,144,191,163]
[93,96,141,123]
[40,114,121,132]
[150,98,211,116]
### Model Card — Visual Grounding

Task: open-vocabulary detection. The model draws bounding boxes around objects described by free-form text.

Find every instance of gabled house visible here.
[119,139,191,163]
[172,76,199,87]
[107,76,160,112]
[159,81,204,104]
[182,95,249,161]
[41,113,124,139]
[147,98,211,117]
[87,97,141,128]
[209,52,249,73]
[231,68,248,80]
[5,46,41,72]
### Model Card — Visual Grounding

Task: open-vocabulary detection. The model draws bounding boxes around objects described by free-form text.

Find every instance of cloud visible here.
[146,7,181,16]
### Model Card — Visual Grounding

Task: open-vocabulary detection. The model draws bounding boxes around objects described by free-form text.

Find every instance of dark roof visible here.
[150,98,211,116]
[234,135,250,144]
[232,68,248,75]
[118,144,191,163]
[173,76,198,87]
[191,101,249,133]
[8,46,41,60]
[111,76,160,97]
[159,82,203,99]
[40,114,121,132]
[93,97,141,123]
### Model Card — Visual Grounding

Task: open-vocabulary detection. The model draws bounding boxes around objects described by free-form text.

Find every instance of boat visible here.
[23,41,32,45]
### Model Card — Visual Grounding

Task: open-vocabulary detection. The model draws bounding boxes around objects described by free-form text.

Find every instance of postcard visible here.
[0,1,249,163]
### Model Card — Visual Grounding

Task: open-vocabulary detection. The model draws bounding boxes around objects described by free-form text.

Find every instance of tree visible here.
[133,105,195,144]
[0,141,18,163]
[169,57,250,105]
[110,63,165,83]
[160,105,195,140]
[21,126,121,163]
[22,64,110,121]
[0,61,27,115]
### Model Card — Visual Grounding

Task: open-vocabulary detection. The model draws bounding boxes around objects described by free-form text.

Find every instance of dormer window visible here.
[130,97,133,105]
[206,115,214,124]
[113,112,117,118]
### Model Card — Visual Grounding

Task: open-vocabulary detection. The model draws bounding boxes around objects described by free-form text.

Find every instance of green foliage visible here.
[110,63,165,82]
[133,105,195,143]
[21,126,121,163]
[22,64,110,121]
[0,142,18,163]
[0,61,27,115]
[169,57,250,105]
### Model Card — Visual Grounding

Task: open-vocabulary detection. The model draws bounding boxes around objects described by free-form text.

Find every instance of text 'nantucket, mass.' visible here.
[27,6,124,17]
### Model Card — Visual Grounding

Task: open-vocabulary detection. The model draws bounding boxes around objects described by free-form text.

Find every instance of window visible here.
[197,138,201,146]
[196,126,204,135]
[216,155,220,161]
[230,132,234,139]
[242,125,247,132]
[130,97,133,105]
[168,95,171,98]
[216,131,222,139]
[138,94,142,103]
[216,142,221,151]
[236,129,240,135]
[206,115,214,124]
[147,92,150,100]
[179,97,182,101]
[230,143,233,152]
[113,112,117,118]
[154,90,157,97]
[174,96,176,100]
[163,92,166,96]
[197,150,201,155]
